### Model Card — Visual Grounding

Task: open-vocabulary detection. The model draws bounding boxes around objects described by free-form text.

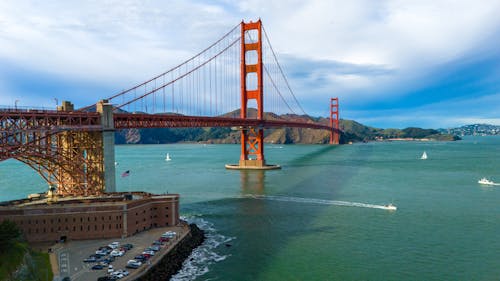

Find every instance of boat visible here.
[478,178,495,185]
[383,203,397,211]
[420,151,427,160]
[165,153,171,161]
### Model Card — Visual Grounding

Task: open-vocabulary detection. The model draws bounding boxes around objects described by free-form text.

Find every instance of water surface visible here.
[1,136,499,280]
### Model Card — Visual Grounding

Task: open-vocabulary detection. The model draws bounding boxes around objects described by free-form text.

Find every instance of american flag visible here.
[121,170,130,177]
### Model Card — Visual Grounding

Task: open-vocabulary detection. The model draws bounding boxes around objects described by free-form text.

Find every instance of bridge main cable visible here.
[115,37,240,109]
[78,22,241,111]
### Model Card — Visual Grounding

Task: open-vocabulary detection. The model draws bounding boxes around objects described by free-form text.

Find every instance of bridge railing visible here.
[0,105,57,113]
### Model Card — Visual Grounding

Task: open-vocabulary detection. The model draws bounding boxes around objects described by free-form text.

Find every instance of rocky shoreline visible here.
[136,223,205,281]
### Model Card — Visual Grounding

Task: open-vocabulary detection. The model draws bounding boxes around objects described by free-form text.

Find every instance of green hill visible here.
[115,109,459,144]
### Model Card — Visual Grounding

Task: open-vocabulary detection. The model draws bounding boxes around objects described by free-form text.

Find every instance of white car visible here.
[110,250,124,257]
[142,250,155,256]
[114,269,129,276]
[161,231,176,238]
[127,260,142,267]
[108,242,120,249]
[107,265,114,273]
[111,272,124,279]
[95,250,107,255]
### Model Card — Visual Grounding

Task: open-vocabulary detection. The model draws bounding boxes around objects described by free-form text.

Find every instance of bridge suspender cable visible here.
[116,38,240,109]
[262,26,307,116]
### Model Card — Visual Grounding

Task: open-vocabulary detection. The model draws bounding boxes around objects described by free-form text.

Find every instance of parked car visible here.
[91,253,104,258]
[122,243,134,250]
[117,269,129,276]
[127,260,142,267]
[127,260,142,265]
[102,257,115,264]
[110,250,124,257]
[83,256,97,263]
[111,272,124,279]
[152,240,163,246]
[134,254,147,261]
[97,246,112,254]
[92,264,104,270]
[142,250,155,256]
[150,245,161,251]
[108,242,120,249]
[95,250,108,256]
[126,263,140,269]
[161,231,176,238]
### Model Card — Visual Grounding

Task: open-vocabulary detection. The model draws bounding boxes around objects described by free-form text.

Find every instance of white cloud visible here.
[242,0,500,65]
[0,0,238,86]
[1,1,498,85]
[351,93,500,128]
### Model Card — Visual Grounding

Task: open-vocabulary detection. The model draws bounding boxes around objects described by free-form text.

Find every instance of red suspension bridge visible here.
[0,20,341,197]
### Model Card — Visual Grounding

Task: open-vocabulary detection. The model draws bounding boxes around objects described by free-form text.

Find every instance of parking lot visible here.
[52,224,188,281]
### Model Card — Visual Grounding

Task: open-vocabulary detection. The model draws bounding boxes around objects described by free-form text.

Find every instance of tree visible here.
[0,220,22,249]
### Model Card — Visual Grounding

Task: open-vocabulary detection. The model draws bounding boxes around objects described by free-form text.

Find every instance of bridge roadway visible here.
[0,109,337,132]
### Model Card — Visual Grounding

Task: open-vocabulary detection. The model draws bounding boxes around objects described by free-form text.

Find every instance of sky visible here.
[0,0,499,129]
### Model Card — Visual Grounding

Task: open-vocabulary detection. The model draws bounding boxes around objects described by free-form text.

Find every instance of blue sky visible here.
[0,0,499,128]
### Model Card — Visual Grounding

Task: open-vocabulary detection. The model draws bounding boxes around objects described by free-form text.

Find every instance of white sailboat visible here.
[165,153,172,161]
[420,151,428,160]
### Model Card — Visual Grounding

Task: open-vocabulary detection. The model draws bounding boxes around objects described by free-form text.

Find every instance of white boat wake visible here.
[242,194,397,211]
[478,178,500,186]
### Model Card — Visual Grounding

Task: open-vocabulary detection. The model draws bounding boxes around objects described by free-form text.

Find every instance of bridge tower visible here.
[50,100,116,196]
[226,20,280,170]
[96,100,116,193]
[14,100,116,197]
[330,97,340,144]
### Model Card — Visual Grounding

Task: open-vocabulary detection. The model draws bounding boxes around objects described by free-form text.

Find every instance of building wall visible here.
[124,195,180,236]
[0,194,179,243]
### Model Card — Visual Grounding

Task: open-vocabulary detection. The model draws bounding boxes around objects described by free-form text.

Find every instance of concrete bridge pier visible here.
[96,100,116,193]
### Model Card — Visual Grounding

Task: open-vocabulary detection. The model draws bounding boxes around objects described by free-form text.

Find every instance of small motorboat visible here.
[165,153,172,161]
[478,178,495,185]
[383,203,397,211]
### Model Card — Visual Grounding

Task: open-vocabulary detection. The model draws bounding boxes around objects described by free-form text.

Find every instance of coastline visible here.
[135,223,205,281]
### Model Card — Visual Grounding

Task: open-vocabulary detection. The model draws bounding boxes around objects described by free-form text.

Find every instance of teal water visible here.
[1,136,500,280]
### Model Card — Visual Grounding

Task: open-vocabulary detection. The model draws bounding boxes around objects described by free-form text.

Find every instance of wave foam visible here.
[171,216,235,281]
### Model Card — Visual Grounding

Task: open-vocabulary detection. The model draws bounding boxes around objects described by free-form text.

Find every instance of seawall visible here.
[135,223,205,281]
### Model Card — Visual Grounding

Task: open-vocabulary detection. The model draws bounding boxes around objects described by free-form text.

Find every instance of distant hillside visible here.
[438,124,500,136]
[115,109,459,144]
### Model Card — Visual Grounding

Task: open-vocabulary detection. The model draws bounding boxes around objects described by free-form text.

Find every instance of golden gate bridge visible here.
[0,20,340,197]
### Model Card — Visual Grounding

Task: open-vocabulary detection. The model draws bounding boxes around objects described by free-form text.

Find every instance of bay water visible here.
[1,136,499,280]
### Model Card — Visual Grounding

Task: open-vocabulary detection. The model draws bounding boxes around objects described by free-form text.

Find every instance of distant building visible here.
[0,192,179,243]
